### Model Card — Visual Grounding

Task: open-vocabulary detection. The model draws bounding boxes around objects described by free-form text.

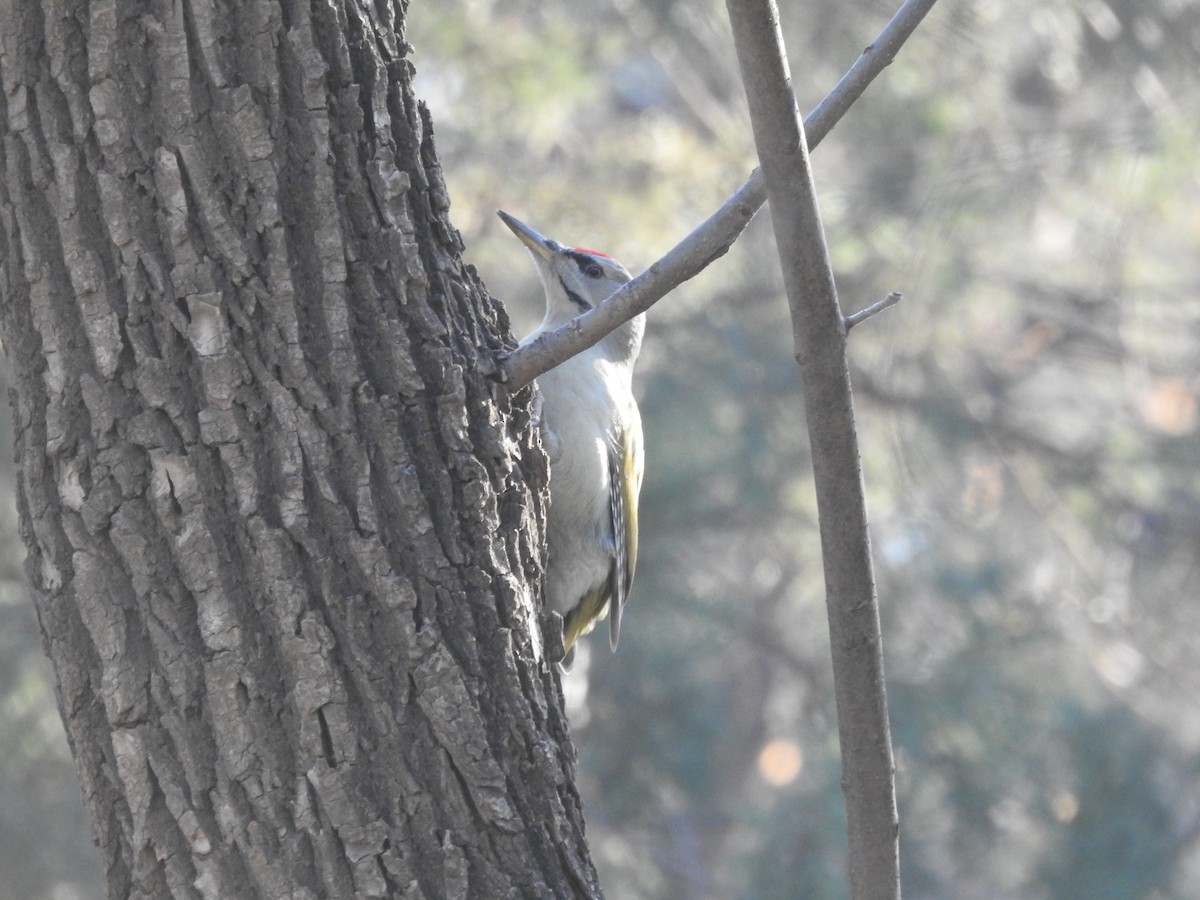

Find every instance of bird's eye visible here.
[584,263,604,279]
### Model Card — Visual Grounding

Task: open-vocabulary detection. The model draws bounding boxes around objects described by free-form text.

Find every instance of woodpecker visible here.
[498,210,645,670]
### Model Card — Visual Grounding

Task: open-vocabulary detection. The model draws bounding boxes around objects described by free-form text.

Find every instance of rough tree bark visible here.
[0,1,596,897]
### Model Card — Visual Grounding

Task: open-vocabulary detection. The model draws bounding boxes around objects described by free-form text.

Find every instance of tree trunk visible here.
[0,1,595,897]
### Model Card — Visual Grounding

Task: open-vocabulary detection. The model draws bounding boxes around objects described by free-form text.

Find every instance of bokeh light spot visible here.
[758,738,803,787]
[1051,790,1079,823]
[1141,377,1196,435]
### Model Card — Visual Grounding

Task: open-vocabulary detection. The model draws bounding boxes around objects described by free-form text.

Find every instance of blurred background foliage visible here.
[3,0,1200,897]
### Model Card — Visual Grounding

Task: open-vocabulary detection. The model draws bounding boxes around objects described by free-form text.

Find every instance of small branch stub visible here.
[844,292,902,330]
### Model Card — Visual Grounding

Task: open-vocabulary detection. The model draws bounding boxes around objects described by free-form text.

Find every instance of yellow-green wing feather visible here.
[559,420,644,665]
[608,419,643,650]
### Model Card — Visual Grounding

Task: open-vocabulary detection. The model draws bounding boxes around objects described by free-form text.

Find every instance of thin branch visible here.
[805,0,942,146]
[500,0,940,389]
[845,291,903,330]
[726,0,905,897]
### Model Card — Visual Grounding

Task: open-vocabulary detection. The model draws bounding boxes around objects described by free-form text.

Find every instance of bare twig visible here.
[501,0,940,389]
[725,0,906,897]
[845,292,903,330]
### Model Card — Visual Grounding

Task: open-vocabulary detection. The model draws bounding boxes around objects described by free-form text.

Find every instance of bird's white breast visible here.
[535,350,635,619]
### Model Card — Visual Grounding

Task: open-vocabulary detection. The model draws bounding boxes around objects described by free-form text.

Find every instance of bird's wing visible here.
[607,417,643,650]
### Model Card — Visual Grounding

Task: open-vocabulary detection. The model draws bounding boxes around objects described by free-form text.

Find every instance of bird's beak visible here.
[497,210,558,262]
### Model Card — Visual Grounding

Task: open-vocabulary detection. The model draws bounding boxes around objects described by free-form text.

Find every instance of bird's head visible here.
[498,211,639,358]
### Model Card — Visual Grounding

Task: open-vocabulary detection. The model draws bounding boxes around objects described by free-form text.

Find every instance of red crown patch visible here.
[573,247,612,259]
